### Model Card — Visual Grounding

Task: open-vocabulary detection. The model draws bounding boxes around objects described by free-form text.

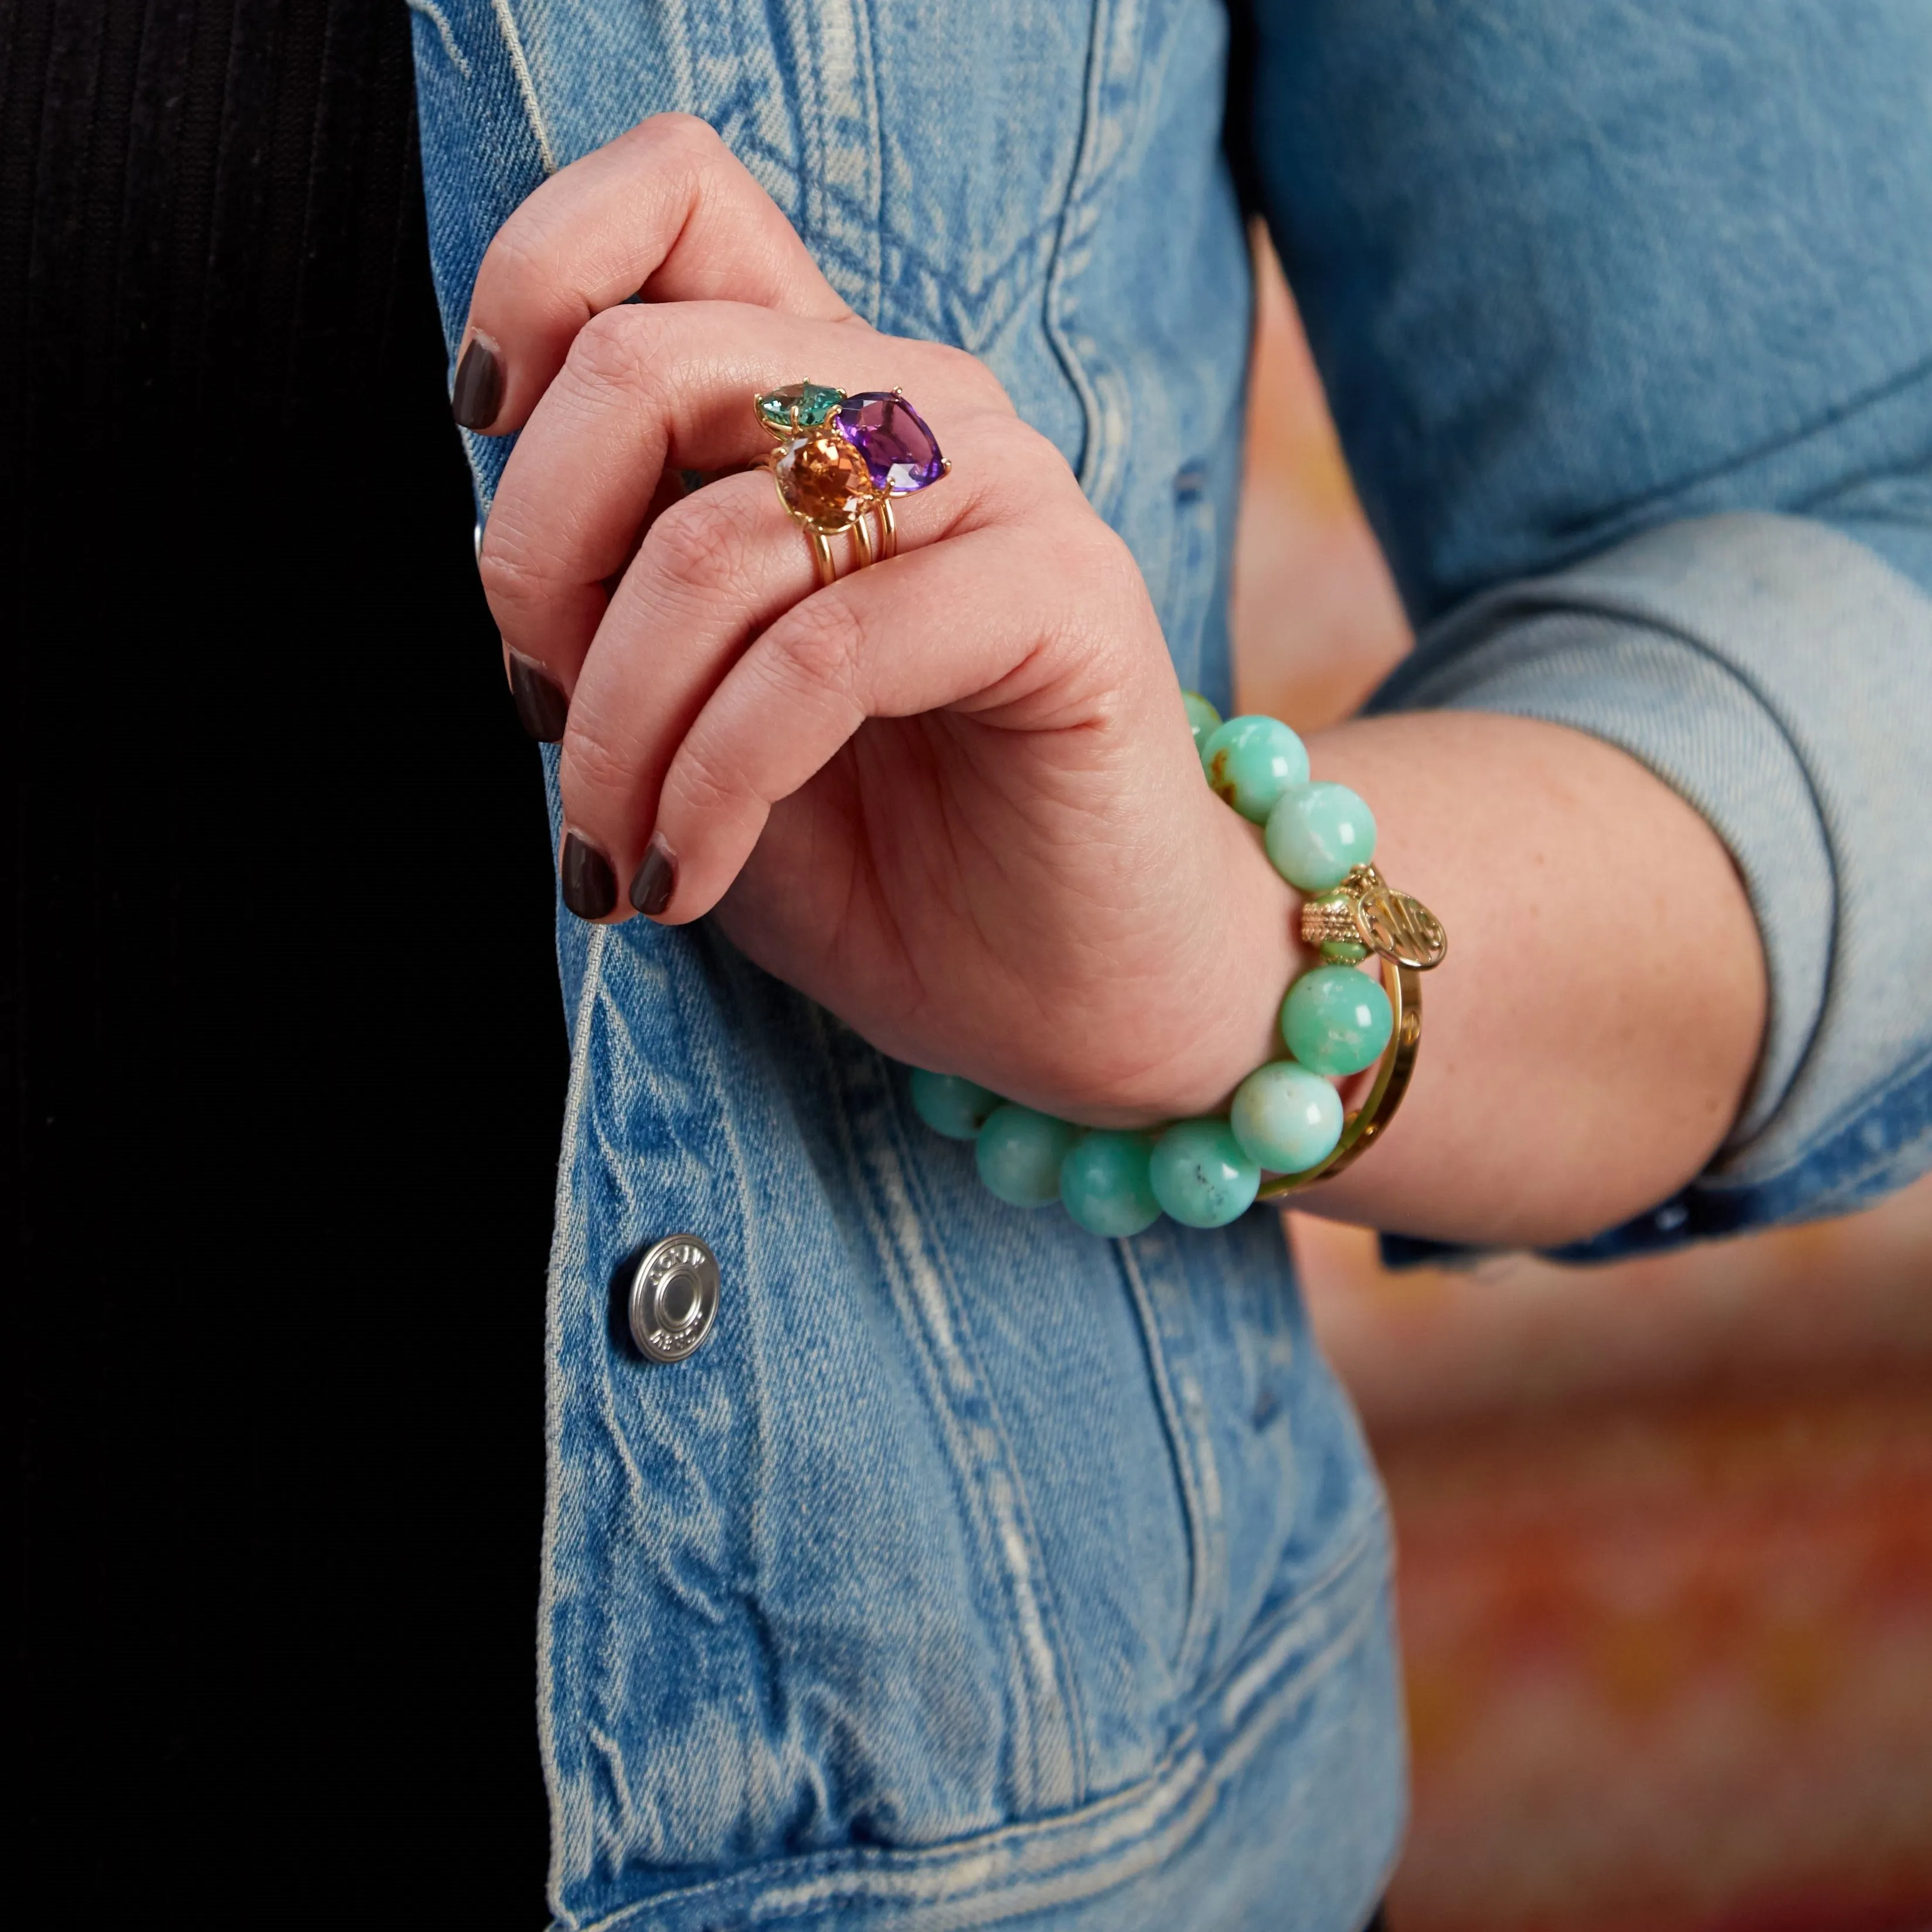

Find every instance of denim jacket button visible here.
[627,1234,721,1362]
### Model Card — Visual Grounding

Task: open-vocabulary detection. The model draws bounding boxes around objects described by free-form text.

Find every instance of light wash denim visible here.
[407,2,1932,1924]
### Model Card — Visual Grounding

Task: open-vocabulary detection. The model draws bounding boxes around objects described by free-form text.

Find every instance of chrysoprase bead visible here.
[1149,1118,1261,1228]
[977,1105,1082,1208]
[1264,780,1376,889]
[1230,1061,1344,1174]
[1280,965,1393,1077]
[910,1069,1003,1141]
[1060,1130,1162,1237]
[1201,715,1311,824]
[1182,691,1223,754]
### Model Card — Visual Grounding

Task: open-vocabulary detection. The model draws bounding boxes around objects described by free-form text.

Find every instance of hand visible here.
[463,117,1295,1125]
[461,115,1768,1244]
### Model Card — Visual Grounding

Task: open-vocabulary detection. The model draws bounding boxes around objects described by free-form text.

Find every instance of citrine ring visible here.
[754,382,950,587]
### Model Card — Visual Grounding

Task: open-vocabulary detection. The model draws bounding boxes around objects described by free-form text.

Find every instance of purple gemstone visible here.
[833,392,945,494]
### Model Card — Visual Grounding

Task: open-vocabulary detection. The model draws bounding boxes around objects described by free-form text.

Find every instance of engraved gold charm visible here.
[1299,864,1446,971]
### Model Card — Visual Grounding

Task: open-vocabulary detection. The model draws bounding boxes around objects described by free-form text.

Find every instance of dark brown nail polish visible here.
[451,335,504,430]
[508,651,569,741]
[629,836,676,917]
[559,832,616,920]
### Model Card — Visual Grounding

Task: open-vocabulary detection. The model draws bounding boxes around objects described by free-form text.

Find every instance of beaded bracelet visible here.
[909,693,1447,1236]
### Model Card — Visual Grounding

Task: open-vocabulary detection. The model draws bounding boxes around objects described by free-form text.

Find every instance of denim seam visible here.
[1040,1,1111,498]
[1113,1238,1220,1693]
[818,1027,1080,1814]
[876,1045,1091,1807]
[854,0,886,324]
[566,1504,1388,1931]
[541,921,613,1916]
[403,0,470,80]
[485,0,556,174]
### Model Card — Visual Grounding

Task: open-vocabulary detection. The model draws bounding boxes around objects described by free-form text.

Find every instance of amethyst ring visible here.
[754,382,949,587]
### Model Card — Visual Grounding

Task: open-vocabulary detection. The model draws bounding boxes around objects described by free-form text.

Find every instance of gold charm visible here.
[1299,864,1447,971]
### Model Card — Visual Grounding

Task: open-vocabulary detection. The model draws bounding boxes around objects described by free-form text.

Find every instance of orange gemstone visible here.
[775,433,876,532]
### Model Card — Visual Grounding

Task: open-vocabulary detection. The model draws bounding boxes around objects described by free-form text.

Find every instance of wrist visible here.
[1074,791,1305,1127]
[1179,801,1308,1111]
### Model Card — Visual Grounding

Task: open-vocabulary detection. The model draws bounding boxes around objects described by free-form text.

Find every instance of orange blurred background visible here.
[1233,232,1932,1932]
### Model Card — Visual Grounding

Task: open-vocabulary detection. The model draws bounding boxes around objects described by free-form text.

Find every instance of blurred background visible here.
[1236,231,1932,1932]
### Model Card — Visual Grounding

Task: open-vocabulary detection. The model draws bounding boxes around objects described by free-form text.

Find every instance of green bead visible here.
[1201,715,1311,824]
[1060,1130,1162,1237]
[1280,965,1394,1077]
[1181,690,1223,754]
[1264,781,1377,890]
[910,1068,1003,1141]
[1230,1062,1344,1174]
[1149,1118,1261,1228]
[977,1105,1082,1208]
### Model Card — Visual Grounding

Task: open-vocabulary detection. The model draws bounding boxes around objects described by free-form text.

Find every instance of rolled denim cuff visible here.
[1370,511,1932,1253]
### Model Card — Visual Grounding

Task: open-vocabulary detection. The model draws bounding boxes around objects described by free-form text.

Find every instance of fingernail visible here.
[559,832,617,920]
[451,334,504,430]
[507,651,569,741]
[629,836,676,917]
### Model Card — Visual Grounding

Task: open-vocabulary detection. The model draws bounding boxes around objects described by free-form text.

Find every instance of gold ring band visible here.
[756,380,940,588]
[802,501,898,587]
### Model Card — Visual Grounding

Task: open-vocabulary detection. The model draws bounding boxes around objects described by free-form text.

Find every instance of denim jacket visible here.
[407,4,1932,1926]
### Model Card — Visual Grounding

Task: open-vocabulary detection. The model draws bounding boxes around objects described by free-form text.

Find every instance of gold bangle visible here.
[1257,953,1423,1196]
[1258,860,1443,1193]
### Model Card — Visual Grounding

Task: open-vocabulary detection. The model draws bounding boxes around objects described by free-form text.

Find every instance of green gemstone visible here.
[1264,780,1376,890]
[976,1105,1082,1208]
[1280,965,1393,1077]
[1060,1130,1162,1237]
[1230,1061,1343,1174]
[1148,1118,1260,1229]
[1182,691,1223,754]
[909,1068,1003,1140]
[756,381,845,433]
[1201,715,1311,824]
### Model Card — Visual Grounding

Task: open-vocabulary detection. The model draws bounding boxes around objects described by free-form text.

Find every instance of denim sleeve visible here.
[1244,1,1932,1255]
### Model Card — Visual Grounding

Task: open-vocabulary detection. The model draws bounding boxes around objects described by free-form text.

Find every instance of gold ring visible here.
[754,382,945,586]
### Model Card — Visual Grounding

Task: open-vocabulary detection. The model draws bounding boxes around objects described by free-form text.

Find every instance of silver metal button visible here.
[627,1234,720,1363]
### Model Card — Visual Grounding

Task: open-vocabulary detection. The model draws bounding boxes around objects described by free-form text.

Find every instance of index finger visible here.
[454,114,854,434]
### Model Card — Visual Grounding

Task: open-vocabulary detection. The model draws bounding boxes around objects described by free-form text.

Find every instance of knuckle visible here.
[665,731,740,820]
[475,528,555,617]
[482,215,555,294]
[998,416,1076,484]
[626,112,725,168]
[926,341,1005,401]
[768,594,866,702]
[645,491,759,601]
[564,303,656,399]
[560,698,640,805]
